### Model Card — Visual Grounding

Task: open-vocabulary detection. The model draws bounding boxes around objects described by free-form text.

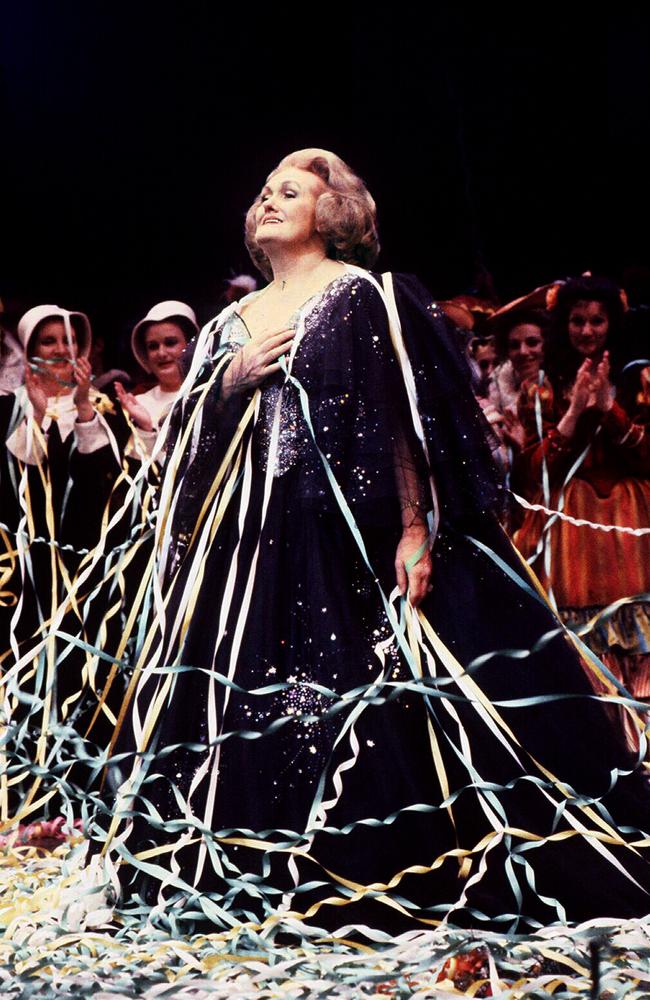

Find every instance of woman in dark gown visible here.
[101,150,650,935]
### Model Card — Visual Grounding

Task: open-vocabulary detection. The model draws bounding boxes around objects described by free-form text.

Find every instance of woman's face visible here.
[567,300,609,358]
[32,319,77,379]
[255,167,325,251]
[144,321,187,387]
[507,323,544,381]
[473,340,497,379]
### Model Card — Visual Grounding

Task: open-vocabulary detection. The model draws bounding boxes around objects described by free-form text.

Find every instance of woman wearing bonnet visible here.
[0,304,126,571]
[114,301,199,463]
[0,304,128,805]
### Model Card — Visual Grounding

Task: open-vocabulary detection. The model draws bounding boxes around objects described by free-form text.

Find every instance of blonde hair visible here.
[245,148,380,280]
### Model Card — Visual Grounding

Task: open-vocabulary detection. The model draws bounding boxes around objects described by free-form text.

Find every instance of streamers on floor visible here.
[1,269,649,960]
[1,832,650,998]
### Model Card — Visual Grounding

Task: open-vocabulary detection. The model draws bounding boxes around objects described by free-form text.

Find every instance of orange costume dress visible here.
[513,375,650,707]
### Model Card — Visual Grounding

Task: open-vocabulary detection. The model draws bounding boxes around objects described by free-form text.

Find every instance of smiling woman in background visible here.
[0,304,127,794]
[115,300,198,461]
[491,308,548,414]
[0,304,125,566]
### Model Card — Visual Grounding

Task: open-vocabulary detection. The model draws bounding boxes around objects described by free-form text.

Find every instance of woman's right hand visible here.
[568,359,594,415]
[115,382,155,432]
[557,357,607,439]
[221,326,295,400]
[24,365,48,425]
[590,352,613,412]
[557,359,594,440]
[501,408,526,450]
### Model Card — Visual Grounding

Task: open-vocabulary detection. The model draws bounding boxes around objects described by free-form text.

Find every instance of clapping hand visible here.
[568,352,612,414]
[73,357,95,422]
[590,351,613,412]
[569,359,595,415]
[559,351,613,439]
[501,408,526,450]
[115,382,154,432]
[24,365,48,425]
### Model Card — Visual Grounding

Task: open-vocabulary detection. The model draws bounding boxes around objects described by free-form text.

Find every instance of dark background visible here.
[1,4,649,356]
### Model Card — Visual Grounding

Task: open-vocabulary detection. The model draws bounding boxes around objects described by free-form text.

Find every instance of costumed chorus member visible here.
[0,305,127,773]
[0,305,125,572]
[114,301,198,462]
[513,276,650,748]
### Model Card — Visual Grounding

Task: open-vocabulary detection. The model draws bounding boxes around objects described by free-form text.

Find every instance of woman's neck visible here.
[157,376,182,393]
[266,246,332,291]
[40,378,72,399]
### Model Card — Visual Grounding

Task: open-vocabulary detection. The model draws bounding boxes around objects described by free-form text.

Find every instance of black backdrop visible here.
[2,4,648,357]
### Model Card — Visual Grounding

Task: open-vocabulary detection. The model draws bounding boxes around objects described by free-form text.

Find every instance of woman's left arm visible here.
[393,432,432,606]
[600,402,649,472]
[72,356,119,456]
[73,356,95,424]
[594,354,650,473]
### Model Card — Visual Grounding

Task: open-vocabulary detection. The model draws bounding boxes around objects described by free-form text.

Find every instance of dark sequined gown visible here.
[107,270,650,933]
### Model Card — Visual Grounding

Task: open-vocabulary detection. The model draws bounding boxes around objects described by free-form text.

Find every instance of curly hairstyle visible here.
[546,275,627,386]
[244,149,380,280]
[552,275,626,338]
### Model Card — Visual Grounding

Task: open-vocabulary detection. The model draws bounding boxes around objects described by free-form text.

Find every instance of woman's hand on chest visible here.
[221,326,296,400]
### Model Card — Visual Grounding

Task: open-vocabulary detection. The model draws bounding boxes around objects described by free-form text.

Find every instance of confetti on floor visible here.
[1,830,649,999]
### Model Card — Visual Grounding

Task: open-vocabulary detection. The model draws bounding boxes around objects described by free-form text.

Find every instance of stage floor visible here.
[1,832,649,998]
